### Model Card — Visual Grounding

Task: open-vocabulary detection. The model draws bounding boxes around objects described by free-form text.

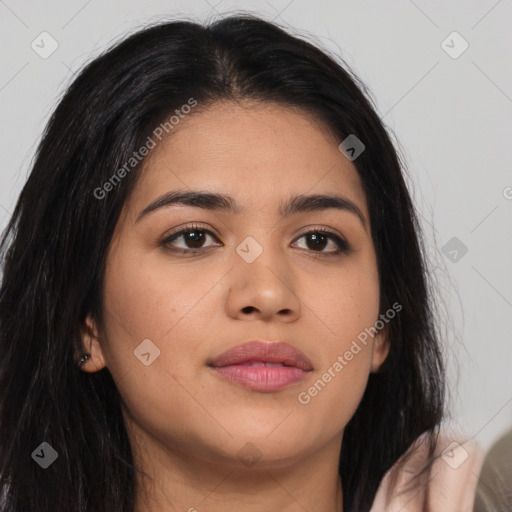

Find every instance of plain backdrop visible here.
[0,0,511,453]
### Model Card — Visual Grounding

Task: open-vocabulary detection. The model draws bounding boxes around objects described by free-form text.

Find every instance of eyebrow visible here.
[136,190,366,228]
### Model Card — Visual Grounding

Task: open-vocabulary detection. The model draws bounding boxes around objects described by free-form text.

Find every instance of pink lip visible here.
[208,341,313,392]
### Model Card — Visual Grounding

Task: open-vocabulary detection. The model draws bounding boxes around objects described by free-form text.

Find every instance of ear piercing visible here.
[78,353,91,367]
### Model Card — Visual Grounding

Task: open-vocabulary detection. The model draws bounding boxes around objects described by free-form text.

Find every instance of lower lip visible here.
[210,364,309,392]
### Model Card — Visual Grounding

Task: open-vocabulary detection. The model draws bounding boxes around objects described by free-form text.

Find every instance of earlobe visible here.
[370,326,390,373]
[77,314,107,372]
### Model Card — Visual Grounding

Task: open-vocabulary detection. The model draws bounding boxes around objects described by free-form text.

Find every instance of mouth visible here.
[207,341,313,392]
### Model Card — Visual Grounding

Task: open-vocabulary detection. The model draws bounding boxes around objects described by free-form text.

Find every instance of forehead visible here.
[130,100,368,219]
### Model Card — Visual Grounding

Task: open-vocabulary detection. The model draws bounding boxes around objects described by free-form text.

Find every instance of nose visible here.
[224,241,301,323]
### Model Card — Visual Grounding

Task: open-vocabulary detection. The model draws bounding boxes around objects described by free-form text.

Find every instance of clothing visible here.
[369,432,484,511]
[473,428,512,512]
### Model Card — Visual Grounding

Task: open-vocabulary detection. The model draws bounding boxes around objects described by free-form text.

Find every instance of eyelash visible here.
[160,223,351,258]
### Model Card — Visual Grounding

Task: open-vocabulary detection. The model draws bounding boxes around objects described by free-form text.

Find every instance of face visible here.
[82,100,389,470]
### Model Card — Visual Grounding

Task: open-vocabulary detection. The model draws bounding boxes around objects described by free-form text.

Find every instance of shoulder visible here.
[370,431,485,512]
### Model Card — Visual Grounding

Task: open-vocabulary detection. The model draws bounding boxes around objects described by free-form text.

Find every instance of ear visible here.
[78,313,107,372]
[370,322,390,373]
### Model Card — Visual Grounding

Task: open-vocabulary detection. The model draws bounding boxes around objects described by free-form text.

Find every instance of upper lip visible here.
[208,341,313,371]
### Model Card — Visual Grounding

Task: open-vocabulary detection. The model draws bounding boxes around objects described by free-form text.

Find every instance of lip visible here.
[208,340,313,392]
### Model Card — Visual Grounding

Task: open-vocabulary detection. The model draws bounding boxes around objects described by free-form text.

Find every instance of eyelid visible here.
[293,224,345,241]
[162,222,217,240]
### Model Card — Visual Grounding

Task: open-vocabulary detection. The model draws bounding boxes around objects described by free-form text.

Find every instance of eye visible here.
[160,223,221,254]
[292,228,351,257]
[160,224,351,257]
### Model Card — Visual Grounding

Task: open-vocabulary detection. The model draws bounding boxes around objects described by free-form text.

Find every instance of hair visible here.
[0,13,445,512]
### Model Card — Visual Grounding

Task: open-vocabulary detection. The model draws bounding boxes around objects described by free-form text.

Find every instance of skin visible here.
[81,99,390,512]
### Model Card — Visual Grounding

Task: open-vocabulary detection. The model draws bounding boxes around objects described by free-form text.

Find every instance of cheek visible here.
[99,242,225,409]
[296,253,380,424]
[98,249,220,448]
[306,250,380,349]
[101,243,215,350]
[295,271,380,433]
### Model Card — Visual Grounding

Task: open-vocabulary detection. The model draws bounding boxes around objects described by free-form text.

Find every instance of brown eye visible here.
[160,224,221,254]
[293,229,350,256]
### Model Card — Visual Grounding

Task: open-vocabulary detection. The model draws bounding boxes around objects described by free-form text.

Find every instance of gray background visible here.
[1,0,511,452]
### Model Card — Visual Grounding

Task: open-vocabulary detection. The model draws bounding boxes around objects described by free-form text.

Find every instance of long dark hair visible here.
[0,13,444,512]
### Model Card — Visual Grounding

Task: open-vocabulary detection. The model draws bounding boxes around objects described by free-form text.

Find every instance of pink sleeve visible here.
[370,432,485,512]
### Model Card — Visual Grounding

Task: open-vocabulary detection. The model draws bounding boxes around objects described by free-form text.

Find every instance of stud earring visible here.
[78,353,91,367]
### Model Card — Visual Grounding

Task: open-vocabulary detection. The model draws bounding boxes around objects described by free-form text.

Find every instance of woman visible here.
[0,13,480,511]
